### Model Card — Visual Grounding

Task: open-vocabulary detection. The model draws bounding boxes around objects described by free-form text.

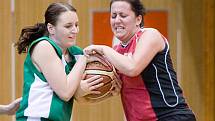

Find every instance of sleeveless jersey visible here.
[16,36,83,121]
[114,29,194,121]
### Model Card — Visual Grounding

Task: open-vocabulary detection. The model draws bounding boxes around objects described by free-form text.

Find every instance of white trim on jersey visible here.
[152,40,179,107]
[27,117,41,121]
[24,74,53,118]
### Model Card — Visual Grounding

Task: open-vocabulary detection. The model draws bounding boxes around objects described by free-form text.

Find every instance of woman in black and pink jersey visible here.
[84,0,196,121]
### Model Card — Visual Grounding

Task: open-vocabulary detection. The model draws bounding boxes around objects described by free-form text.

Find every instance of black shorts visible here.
[158,114,196,121]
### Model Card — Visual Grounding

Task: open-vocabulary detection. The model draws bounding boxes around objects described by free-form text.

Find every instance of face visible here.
[110,1,141,43]
[50,11,79,49]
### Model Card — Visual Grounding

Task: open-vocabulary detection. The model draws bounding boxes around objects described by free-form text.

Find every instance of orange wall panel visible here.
[144,11,168,39]
[92,12,113,47]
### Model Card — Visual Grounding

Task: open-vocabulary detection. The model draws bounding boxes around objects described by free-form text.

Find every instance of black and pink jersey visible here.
[113,29,194,121]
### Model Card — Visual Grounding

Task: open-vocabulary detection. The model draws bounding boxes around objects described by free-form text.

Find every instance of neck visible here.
[63,49,68,55]
[121,28,140,45]
[49,36,67,54]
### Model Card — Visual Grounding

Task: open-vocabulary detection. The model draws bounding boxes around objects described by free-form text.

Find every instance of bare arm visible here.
[0,98,22,115]
[84,28,165,77]
[31,41,87,101]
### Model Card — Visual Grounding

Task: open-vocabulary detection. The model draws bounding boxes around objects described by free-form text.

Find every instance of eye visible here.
[75,23,79,27]
[120,13,127,18]
[65,25,72,28]
[111,13,117,18]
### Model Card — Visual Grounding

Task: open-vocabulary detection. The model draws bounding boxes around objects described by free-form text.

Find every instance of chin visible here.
[115,32,125,38]
[115,35,123,41]
[67,43,76,48]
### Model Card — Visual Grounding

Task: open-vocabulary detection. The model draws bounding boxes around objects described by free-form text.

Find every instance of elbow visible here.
[126,70,140,77]
[59,91,74,102]
[60,94,71,102]
[61,97,71,102]
[124,66,141,77]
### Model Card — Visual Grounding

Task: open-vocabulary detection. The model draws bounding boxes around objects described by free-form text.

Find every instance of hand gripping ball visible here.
[83,54,121,102]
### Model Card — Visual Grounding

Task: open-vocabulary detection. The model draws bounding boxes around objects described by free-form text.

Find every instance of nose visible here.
[71,26,79,34]
[115,15,121,23]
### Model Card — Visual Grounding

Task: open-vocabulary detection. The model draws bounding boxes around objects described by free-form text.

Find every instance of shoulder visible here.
[142,28,164,40]
[139,28,165,51]
[33,40,54,51]
[141,28,162,38]
[30,40,56,57]
[30,40,61,72]
[30,40,60,67]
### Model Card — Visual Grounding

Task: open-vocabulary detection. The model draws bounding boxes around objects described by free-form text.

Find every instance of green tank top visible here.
[16,36,83,121]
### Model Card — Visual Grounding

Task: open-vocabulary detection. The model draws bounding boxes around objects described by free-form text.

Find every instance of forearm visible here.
[64,56,87,101]
[0,105,7,114]
[102,46,137,76]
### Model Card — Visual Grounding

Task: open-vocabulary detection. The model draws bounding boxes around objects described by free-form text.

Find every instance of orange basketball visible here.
[83,54,120,102]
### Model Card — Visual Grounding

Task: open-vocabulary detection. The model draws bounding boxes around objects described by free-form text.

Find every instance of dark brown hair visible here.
[16,2,76,54]
[110,0,146,27]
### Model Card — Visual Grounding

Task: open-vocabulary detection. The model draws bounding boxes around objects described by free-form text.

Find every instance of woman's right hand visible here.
[75,74,104,98]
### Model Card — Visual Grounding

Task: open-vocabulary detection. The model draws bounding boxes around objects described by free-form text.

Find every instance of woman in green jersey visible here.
[15,2,103,121]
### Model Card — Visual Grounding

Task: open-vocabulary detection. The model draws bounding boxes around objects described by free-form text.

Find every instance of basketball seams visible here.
[82,54,121,103]
[86,61,112,71]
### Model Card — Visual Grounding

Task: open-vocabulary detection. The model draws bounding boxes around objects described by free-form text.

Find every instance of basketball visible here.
[83,54,120,102]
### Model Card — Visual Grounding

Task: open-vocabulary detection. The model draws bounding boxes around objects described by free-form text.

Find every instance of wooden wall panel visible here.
[181,0,207,120]
[203,0,215,120]
[0,0,13,120]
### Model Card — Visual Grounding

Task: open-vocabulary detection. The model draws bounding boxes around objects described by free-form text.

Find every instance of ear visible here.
[136,15,142,27]
[47,23,55,35]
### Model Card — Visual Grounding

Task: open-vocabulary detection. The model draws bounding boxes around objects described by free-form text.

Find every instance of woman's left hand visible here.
[4,97,22,115]
[83,45,105,57]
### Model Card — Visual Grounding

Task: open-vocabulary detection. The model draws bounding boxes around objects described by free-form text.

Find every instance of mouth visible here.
[68,36,75,39]
[115,26,124,32]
